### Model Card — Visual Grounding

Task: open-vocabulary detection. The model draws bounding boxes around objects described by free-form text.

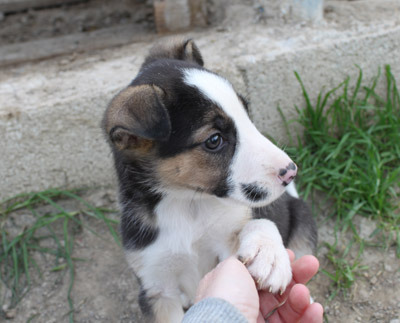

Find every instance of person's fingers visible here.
[259,289,283,317]
[267,284,311,323]
[300,302,324,323]
[266,284,323,323]
[275,284,311,322]
[195,257,260,322]
[291,255,319,285]
[259,253,319,316]
[257,311,265,323]
[287,249,295,263]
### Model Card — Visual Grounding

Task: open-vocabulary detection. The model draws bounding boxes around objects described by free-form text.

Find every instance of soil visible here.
[1,189,399,322]
[1,0,399,322]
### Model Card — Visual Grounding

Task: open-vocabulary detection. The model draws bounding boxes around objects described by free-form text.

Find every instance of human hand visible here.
[257,250,323,323]
[195,256,259,322]
[194,250,323,323]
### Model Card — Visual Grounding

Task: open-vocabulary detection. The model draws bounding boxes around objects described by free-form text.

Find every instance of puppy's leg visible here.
[137,278,185,323]
[130,250,199,323]
[253,191,318,259]
[286,198,318,258]
[237,219,292,293]
[153,296,184,323]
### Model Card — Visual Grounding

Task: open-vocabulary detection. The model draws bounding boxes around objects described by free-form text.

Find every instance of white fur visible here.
[237,219,292,293]
[183,69,294,206]
[127,190,292,322]
[126,191,251,322]
[286,181,299,198]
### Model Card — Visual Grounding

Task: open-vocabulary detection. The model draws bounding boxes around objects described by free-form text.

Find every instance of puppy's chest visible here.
[155,194,251,256]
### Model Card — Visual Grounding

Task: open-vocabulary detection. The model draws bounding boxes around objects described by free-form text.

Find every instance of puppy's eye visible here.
[203,133,224,151]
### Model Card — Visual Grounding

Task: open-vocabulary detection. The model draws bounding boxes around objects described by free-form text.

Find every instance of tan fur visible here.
[157,148,220,191]
[181,38,198,62]
[146,37,202,66]
[227,230,242,255]
[103,84,167,152]
[156,107,233,191]
[104,85,164,134]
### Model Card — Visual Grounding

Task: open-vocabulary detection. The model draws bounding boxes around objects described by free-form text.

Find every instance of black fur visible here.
[115,158,161,249]
[253,192,317,252]
[241,183,269,202]
[138,286,153,316]
[106,42,239,250]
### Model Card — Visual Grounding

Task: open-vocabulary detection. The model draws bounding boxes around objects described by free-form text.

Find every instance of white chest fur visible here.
[126,192,251,312]
[155,191,251,257]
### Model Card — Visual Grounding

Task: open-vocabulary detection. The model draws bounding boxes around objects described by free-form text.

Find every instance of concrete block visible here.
[239,27,400,140]
[1,24,400,199]
[0,0,81,13]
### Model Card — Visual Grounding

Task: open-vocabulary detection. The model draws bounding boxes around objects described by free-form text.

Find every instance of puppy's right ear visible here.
[143,38,204,67]
[103,85,170,151]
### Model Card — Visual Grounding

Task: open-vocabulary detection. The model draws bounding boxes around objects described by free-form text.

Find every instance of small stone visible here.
[370,276,378,284]
[5,308,16,319]
[385,264,393,272]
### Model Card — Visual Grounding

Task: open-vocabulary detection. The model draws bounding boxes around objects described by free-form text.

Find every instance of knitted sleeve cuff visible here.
[182,297,248,323]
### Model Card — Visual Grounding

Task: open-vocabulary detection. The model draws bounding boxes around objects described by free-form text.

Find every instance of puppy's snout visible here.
[278,162,297,186]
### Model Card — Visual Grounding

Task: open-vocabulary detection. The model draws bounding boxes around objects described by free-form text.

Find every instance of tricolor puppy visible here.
[102,38,317,323]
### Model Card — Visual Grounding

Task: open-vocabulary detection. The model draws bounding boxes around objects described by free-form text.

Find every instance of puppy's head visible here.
[103,38,296,207]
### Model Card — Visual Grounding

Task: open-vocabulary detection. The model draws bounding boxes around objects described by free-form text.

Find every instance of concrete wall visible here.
[1,24,400,200]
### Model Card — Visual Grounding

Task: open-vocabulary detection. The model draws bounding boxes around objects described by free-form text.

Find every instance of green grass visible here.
[320,239,368,301]
[279,65,400,297]
[0,189,120,322]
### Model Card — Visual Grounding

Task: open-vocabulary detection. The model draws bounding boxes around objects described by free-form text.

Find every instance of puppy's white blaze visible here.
[183,69,250,126]
[183,69,294,206]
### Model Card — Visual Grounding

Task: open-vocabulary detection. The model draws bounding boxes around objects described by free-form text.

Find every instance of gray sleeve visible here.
[182,297,248,323]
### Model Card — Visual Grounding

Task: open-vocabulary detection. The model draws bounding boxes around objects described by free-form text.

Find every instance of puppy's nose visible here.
[278,162,297,186]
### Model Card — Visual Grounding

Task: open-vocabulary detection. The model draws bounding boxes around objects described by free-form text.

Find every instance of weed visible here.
[0,189,119,322]
[279,65,400,297]
[321,239,368,300]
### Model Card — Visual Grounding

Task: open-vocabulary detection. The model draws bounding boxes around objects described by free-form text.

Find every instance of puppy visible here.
[102,38,317,323]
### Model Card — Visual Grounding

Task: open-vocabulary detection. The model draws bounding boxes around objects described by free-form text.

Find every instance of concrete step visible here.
[0,0,82,13]
[1,20,400,200]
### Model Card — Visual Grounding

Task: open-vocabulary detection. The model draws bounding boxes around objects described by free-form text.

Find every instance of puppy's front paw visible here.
[237,219,292,294]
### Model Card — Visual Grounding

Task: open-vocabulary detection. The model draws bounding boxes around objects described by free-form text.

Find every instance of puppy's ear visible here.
[103,85,170,151]
[143,38,204,67]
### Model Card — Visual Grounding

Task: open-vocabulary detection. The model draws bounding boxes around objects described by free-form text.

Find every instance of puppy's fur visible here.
[102,38,317,323]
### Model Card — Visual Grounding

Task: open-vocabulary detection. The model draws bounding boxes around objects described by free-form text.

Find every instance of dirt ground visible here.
[1,188,399,322]
[1,0,400,322]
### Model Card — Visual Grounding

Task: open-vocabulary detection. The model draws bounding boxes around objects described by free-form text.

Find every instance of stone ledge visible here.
[1,24,399,199]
